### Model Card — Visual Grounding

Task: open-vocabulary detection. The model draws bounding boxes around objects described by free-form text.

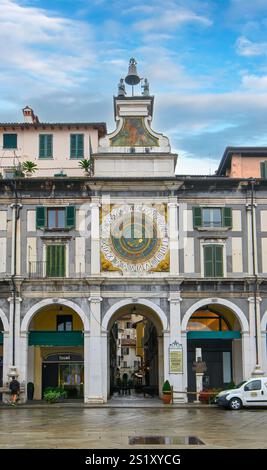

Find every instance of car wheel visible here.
[229,397,242,410]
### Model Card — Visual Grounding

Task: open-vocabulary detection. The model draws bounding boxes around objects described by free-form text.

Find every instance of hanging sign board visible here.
[169,341,183,374]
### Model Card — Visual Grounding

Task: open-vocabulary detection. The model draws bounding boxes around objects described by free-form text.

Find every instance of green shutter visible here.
[193,207,202,228]
[66,206,75,228]
[36,207,46,229]
[46,245,65,277]
[70,134,84,158]
[3,134,17,149]
[214,245,223,277]
[46,134,52,157]
[204,245,214,277]
[39,134,53,158]
[77,134,84,158]
[39,135,45,158]
[222,207,232,228]
[260,161,267,179]
[70,134,76,158]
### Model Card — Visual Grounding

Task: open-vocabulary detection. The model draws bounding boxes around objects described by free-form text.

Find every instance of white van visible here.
[216,377,267,410]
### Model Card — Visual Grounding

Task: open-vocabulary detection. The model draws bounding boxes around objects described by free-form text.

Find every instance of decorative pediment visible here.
[110,117,159,147]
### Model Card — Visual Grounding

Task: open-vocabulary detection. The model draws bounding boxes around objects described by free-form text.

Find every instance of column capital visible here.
[89,202,101,209]
[88,296,103,304]
[168,202,179,208]
[7,296,22,303]
[168,295,182,303]
[248,296,262,304]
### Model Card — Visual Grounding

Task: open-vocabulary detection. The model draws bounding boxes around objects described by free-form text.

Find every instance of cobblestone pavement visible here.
[0,407,266,449]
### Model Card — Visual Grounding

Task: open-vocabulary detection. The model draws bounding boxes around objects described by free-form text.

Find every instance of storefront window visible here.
[59,363,84,398]
[188,310,230,331]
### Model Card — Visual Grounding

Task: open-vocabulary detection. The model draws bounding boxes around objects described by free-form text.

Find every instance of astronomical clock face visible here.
[101,205,169,272]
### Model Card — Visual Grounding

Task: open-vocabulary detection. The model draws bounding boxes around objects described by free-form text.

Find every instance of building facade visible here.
[0,63,267,403]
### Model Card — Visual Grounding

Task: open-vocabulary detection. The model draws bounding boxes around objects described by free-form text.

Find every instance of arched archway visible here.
[21,298,89,332]
[23,299,88,401]
[102,299,167,400]
[0,309,9,398]
[182,298,246,396]
[261,310,267,375]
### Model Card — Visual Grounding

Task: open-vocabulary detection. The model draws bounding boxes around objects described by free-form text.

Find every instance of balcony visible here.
[28,261,86,279]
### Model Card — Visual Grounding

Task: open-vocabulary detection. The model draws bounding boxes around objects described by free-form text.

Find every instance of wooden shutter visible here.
[193,207,202,228]
[39,134,52,158]
[39,135,45,158]
[70,134,76,158]
[77,134,84,158]
[3,134,17,149]
[36,207,46,229]
[66,206,75,228]
[46,134,53,157]
[46,245,65,277]
[222,207,232,228]
[204,245,214,277]
[70,134,84,158]
[214,245,223,277]
[260,161,267,179]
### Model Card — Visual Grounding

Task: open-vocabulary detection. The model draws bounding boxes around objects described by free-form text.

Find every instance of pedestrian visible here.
[9,376,20,406]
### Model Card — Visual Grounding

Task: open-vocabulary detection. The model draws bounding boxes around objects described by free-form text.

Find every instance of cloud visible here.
[242,74,267,90]
[0,0,96,87]
[134,8,212,32]
[236,36,267,57]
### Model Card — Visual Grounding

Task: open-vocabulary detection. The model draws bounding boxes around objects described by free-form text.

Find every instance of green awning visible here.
[29,331,84,346]
[0,332,3,345]
[187,331,241,340]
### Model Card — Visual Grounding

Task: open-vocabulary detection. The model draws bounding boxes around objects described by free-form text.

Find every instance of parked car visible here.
[216,377,267,410]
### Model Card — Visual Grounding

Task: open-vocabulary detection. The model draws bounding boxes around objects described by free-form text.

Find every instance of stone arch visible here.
[261,310,267,332]
[0,307,9,332]
[21,298,89,332]
[181,297,249,333]
[102,298,168,332]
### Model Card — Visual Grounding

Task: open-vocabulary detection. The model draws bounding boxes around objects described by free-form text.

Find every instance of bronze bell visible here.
[125,58,141,86]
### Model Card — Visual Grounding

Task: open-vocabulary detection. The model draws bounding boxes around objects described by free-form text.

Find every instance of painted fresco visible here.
[110,117,159,147]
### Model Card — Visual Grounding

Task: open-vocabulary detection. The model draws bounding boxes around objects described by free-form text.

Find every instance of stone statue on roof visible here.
[142,78,150,96]
[118,78,126,97]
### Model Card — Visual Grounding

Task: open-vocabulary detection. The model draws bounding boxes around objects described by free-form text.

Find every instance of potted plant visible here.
[27,382,34,400]
[22,161,38,176]
[13,164,25,178]
[161,380,172,404]
[79,159,93,176]
[43,389,61,404]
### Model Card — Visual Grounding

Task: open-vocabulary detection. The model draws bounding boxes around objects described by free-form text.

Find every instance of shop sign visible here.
[169,341,183,374]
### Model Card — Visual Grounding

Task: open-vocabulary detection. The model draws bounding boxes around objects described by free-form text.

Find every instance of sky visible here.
[2,0,267,174]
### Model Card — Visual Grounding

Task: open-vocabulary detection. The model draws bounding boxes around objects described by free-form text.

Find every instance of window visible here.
[204,244,223,277]
[260,161,267,179]
[122,347,129,355]
[123,361,127,368]
[126,322,132,328]
[36,206,75,229]
[244,380,262,391]
[46,245,66,277]
[39,134,53,158]
[188,310,230,331]
[193,207,232,229]
[202,208,222,228]
[57,315,73,331]
[3,134,17,149]
[70,134,84,158]
[47,208,66,229]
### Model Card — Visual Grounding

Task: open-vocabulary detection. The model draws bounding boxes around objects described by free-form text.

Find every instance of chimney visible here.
[22,106,39,124]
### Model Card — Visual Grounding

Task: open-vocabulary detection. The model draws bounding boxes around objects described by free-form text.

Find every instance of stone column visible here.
[194,373,204,403]
[248,297,264,376]
[83,330,90,402]
[90,199,101,275]
[86,295,104,403]
[168,200,179,275]
[17,332,28,403]
[166,293,186,403]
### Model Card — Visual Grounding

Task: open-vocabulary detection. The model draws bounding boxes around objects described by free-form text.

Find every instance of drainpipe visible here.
[249,178,263,375]
[10,179,22,367]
